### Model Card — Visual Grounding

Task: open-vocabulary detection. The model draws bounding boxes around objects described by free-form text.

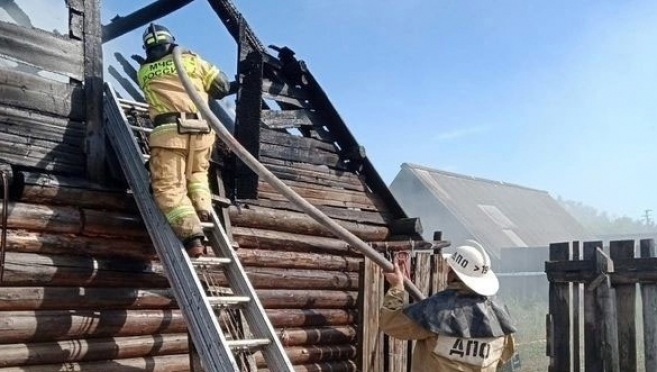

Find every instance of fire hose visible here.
[172,46,426,301]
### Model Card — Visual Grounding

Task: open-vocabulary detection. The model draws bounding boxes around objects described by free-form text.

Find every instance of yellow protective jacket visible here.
[137,50,229,149]
[380,283,516,372]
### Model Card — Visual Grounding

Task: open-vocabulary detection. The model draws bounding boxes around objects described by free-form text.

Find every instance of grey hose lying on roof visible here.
[172,46,425,301]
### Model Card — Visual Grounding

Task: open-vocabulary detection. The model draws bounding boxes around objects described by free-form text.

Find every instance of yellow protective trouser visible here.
[148,124,215,242]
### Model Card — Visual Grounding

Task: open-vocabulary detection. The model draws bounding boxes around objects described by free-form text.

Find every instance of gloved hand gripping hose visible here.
[172,46,425,301]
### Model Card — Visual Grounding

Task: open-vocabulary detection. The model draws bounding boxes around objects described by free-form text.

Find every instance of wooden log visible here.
[279,326,356,347]
[0,132,83,164]
[256,344,356,366]
[0,287,175,311]
[258,181,378,211]
[5,201,82,234]
[5,229,154,260]
[259,143,343,169]
[16,171,135,212]
[260,109,315,129]
[245,267,359,291]
[0,105,84,146]
[0,152,84,175]
[238,249,362,272]
[583,241,603,371]
[0,354,189,372]
[258,289,358,309]
[0,252,167,288]
[389,217,423,236]
[267,309,356,328]
[358,258,383,372]
[0,310,186,344]
[0,68,85,120]
[233,226,358,256]
[0,20,84,80]
[228,205,389,241]
[0,334,187,367]
[263,162,365,191]
[260,127,336,153]
[259,361,357,372]
[81,208,145,238]
[0,287,356,311]
[240,198,388,225]
[610,240,637,371]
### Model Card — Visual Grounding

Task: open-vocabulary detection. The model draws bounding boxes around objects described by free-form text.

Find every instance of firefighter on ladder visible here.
[380,240,518,371]
[137,24,234,258]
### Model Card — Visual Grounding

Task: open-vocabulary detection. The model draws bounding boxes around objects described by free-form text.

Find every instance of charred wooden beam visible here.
[257,180,379,211]
[261,109,314,129]
[101,0,194,43]
[0,105,85,147]
[279,326,356,347]
[228,205,389,241]
[255,344,356,366]
[389,217,423,237]
[0,20,83,80]
[205,0,265,52]
[0,334,188,368]
[258,361,357,372]
[242,199,387,225]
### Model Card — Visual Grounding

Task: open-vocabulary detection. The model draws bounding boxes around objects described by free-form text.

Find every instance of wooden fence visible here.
[545,239,657,372]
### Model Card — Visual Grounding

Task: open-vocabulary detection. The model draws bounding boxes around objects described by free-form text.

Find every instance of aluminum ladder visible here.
[103,83,294,372]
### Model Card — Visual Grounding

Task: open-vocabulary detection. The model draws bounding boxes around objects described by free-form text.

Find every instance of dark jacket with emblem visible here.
[380,281,516,372]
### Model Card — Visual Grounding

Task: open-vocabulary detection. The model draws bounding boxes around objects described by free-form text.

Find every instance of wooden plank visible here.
[260,127,337,153]
[0,132,83,163]
[358,258,383,372]
[610,240,637,372]
[583,241,603,372]
[0,20,84,80]
[594,247,620,372]
[0,104,85,145]
[547,242,570,372]
[0,152,84,175]
[0,68,85,120]
[257,181,379,211]
[572,241,581,372]
[83,0,107,183]
[264,162,365,191]
[261,109,315,128]
[640,239,657,372]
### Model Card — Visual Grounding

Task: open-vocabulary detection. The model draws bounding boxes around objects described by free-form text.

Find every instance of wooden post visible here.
[548,242,571,372]
[572,241,581,372]
[80,0,106,182]
[357,258,383,372]
[640,239,657,372]
[593,247,619,372]
[583,241,603,372]
[610,240,636,371]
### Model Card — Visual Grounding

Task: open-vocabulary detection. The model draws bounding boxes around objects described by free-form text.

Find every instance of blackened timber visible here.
[255,345,356,367]
[1,252,168,288]
[294,62,407,219]
[262,161,365,190]
[261,110,314,129]
[241,199,387,225]
[260,127,337,153]
[0,105,85,145]
[206,0,266,52]
[101,0,194,43]
[83,0,106,182]
[0,132,83,164]
[260,143,343,169]
[0,68,85,120]
[389,217,423,237]
[0,20,83,80]
[0,153,84,175]
[257,183,378,211]
[234,22,264,199]
[278,326,356,347]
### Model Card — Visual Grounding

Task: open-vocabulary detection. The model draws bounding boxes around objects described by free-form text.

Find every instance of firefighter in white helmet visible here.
[137,24,234,257]
[380,240,517,372]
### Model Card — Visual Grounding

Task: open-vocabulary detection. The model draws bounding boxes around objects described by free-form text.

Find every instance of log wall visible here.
[0,0,103,177]
[0,161,435,371]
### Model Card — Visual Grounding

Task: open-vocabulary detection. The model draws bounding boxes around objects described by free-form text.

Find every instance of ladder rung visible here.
[191,256,231,267]
[211,194,231,208]
[227,338,271,351]
[130,125,153,133]
[207,295,251,309]
[201,221,214,230]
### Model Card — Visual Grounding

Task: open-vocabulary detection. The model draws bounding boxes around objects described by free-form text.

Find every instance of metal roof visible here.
[394,163,593,257]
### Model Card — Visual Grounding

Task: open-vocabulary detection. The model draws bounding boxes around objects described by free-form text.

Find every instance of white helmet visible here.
[444,240,499,296]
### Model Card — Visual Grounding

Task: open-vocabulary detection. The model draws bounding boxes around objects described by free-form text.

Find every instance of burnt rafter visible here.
[101,0,194,43]
[207,0,407,219]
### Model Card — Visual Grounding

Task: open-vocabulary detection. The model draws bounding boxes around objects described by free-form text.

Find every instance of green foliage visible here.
[557,197,657,236]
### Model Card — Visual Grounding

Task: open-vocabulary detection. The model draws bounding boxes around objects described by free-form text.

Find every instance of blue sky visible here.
[102,0,657,220]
